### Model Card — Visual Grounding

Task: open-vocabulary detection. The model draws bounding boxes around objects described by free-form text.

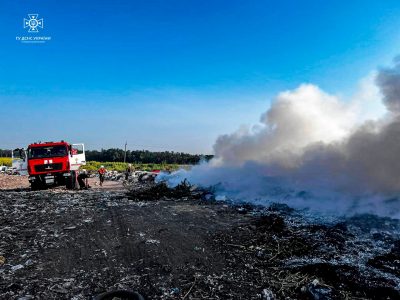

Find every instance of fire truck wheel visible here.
[31,181,43,191]
[66,171,77,189]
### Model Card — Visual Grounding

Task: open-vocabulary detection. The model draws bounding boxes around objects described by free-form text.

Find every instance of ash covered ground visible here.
[1,174,400,299]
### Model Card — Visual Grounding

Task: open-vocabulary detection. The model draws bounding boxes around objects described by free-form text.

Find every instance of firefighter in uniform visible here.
[98,165,106,186]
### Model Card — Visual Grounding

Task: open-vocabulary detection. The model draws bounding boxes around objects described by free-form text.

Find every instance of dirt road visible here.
[0,174,123,191]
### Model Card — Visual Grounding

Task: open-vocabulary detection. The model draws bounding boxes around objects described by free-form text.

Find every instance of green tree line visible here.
[86,148,213,164]
[0,149,12,157]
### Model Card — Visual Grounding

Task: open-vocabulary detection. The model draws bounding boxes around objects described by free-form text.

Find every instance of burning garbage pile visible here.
[155,59,400,219]
[125,179,204,202]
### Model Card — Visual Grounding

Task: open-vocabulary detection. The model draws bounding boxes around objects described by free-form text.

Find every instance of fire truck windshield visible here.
[28,146,68,159]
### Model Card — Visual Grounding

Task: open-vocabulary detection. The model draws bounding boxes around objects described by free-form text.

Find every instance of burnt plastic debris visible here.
[126,180,205,201]
[302,279,334,300]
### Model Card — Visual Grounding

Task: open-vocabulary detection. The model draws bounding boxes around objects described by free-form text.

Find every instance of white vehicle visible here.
[12,148,28,175]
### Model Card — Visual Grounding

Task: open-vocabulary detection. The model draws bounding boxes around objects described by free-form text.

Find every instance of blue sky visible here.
[1,0,400,153]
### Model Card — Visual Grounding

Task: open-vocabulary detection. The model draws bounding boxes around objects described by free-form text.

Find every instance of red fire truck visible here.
[12,141,86,190]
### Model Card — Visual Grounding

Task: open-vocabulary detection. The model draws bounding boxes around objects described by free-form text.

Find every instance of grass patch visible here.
[82,161,184,172]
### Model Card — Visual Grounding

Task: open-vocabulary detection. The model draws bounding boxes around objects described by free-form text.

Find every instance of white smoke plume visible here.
[159,59,400,217]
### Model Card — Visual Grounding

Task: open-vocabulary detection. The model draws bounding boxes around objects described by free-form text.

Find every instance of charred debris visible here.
[125,180,400,299]
[0,177,400,299]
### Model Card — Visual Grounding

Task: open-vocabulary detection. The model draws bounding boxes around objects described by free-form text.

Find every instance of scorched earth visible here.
[0,174,400,299]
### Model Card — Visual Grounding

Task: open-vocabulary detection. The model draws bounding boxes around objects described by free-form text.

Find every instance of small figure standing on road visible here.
[98,165,106,186]
[125,163,133,180]
[78,169,90,189]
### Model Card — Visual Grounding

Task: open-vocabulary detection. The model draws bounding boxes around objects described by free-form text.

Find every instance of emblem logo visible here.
[23,14,44,33]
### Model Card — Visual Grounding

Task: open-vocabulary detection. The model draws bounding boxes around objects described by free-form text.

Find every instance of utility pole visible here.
[124,141,127,163]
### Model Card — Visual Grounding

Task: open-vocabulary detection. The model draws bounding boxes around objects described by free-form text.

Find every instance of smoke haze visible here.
[159,59,400,217]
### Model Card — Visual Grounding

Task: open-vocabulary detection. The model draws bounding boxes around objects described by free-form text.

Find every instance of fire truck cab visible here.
[13,141,86,190]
